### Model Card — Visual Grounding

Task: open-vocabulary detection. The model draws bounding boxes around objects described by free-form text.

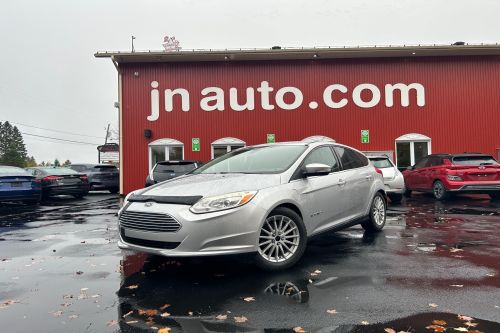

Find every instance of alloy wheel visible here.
[258,215,300,263]
[372,195,386,225]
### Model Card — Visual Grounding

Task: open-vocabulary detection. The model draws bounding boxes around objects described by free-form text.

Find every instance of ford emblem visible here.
[145,202,153,207]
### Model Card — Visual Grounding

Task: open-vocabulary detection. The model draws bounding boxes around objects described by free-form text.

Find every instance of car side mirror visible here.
[303,163,331,177]
[406,166,414,170]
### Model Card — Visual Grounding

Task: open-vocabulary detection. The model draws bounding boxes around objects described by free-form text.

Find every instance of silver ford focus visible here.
[118,141,387,270]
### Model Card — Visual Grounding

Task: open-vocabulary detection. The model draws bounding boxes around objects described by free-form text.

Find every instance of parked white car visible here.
[118,141,387,270]
[368,156,405,203]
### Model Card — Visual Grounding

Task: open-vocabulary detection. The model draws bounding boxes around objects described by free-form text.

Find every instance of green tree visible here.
[54,158,61,167]
[0,121,28,167]
[25,155,37,167]
[62,159,71,167]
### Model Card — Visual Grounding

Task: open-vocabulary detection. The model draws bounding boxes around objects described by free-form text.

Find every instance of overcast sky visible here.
[1,0,499,164]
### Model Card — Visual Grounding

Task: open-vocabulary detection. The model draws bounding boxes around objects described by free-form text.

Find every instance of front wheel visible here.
[255,207,307,271]
[361,193,387,232]
[433,180,449,201]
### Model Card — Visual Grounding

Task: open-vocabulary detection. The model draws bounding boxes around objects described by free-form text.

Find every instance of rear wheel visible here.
[361,193,387,232]
[255,207,307,271]
[432,180,449,200]
[388,193,403,204]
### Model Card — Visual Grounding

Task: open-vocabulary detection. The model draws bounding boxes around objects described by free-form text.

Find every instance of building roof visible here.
[95,44,500,64]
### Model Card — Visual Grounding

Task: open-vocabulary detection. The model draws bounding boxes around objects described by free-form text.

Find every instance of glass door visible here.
[395,138,431,171]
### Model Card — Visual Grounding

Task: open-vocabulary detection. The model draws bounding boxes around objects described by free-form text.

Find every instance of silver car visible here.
[118,141,387,270]
[368,156,405,203]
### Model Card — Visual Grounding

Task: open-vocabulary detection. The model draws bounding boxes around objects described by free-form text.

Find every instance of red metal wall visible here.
[120,56,500,194]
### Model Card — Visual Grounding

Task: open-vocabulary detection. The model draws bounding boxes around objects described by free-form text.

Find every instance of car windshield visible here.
[452,155,499,166]
[193,145,307,174]
[94,165,118,172]
[369,158,393,168]
[0,166,29,175]
[155,163,196,174]
[41,167,79,175]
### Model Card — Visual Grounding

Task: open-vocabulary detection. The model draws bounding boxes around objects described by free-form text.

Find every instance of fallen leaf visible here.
[91,294,101,298]
[107,319,118,327]
[384,328,396,333]
[126,284,139,290]
[450,285,464,288]
[458,315,474,321]
[426,325,446,332]
[243,297,255,302]
[454,328,468,332]
[63,294,73,299]
[432,320,447,326]
[61,302,72,307]
[313,269,322,274]
[122,310,133,318]
[158,328,171,333]
[52,310,63,317]
[234,316,248,323]
[68,315,78,319]
[326,309,337,314]
[216,314,227,320]
[76,271,84,275]
[138,309,158,316]
[450,248,463,253]
[486,273,495,277]
[397,331,411,333]
[429,303,438,308]
[465,321,477,327]
[159,304,171,310]
[361,321,369,325]
[126,320,138,324]
[293,327,306,333]
[3,300,19,306]
[160,312,171,317]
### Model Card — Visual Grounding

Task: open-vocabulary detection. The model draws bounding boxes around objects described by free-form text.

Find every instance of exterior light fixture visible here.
[144,129,152,138]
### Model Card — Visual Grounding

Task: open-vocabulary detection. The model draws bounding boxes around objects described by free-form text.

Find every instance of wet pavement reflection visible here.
[0,193,499,332]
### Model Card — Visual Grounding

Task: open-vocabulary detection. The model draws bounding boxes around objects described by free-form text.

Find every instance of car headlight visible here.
[190,191,257,214]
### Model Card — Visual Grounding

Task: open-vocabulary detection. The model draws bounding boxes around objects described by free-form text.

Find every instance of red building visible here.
[96,45,500,194]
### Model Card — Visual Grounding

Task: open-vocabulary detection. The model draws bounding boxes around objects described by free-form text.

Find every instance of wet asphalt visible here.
[0,193,499,333]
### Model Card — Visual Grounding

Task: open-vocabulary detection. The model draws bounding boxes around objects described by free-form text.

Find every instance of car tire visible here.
[404,189,412,197]
[432,180,449,201]
[255,207,307,271]
[388,193,403,204]
[73,194,86,199]
[361,192,387,232]
[109,188,119,194]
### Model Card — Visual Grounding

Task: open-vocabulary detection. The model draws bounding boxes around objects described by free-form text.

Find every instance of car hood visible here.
[139,173,282,197]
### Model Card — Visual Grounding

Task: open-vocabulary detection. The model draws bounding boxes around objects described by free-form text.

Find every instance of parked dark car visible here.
[403,153,500,200]
[26,167,90,199]
[69,164,119,193]
[0,165,42,204]
[145,160,202,187]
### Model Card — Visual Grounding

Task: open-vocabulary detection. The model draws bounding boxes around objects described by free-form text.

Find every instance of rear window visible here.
[41,167,79,175]
[154,163,197,174]
[369,158,393,168]
[452,155,498,166]
[94,165,118,172]
[0,166,29,175]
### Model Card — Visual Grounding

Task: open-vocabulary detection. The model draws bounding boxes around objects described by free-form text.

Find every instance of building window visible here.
[211,137,246,159]
[148,138,184,170]
[395,133,431,170]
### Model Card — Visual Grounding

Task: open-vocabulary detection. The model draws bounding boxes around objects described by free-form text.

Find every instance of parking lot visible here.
[1,193,499,333]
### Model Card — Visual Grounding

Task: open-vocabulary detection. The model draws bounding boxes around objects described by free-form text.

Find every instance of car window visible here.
[369,158,392,168]
[333,146,369,170]
[302,146,340,172]
[40,167,79,175]
[452,155,499,166]
[154,163,196,174]
[193,145,307,174]
[94,165,118,172]
[426,156,442,167]
[414,157,429,169]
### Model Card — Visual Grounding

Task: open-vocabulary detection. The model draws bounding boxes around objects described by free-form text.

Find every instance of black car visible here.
[69,164,119,193]
[145,160,202,187]
[26,167,90,199]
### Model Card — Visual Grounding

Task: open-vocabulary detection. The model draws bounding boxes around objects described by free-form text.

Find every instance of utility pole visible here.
[104,123,110,145]
[131,36,136,52]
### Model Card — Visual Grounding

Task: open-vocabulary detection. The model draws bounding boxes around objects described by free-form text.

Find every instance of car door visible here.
[294,146,348,234]
[333,146,374,219]
[407,157,429,190]
[420,156,442,189]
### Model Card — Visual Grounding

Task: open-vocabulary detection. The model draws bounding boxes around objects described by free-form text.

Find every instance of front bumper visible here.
[383,176,405,194]
[118,201,266,257]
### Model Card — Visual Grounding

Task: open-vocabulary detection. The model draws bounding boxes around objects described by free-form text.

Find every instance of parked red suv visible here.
[403,153,500,200]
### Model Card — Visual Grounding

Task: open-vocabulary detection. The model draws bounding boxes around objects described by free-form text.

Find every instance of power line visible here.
[23,136,93,146]
[2,120,105,139]
[20,132,101,146]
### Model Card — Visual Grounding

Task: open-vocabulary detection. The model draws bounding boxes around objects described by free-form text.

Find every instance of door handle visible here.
[338,179,346,186]
[365,175,373,181]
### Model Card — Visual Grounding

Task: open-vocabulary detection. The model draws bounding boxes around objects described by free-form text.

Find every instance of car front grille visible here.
[119,210,181,232]
[120,229,180,249]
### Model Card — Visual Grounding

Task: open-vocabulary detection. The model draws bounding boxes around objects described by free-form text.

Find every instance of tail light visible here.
[375,168,383,176]
[42,175,62,184]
